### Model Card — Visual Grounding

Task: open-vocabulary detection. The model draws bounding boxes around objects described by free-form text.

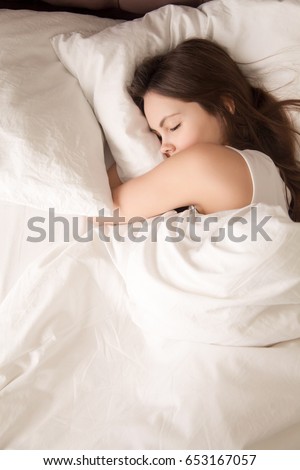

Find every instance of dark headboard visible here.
[0,0,141,19]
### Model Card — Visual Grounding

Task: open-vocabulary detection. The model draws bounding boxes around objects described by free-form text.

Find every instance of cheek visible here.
[181,128,202,147]
[199,116,224,144]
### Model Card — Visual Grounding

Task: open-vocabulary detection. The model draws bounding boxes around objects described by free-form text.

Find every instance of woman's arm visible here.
[111,144,253,221]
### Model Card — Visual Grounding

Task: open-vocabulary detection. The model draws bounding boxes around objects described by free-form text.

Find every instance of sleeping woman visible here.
[107,38,300,222]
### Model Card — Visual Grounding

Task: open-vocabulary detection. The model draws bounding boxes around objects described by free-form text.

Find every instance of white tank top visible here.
[227,146,291,214]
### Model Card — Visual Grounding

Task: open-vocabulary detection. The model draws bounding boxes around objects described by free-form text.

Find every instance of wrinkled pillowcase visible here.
[51,0,300,182]
[0,10,120,215]
[51,4,210,182]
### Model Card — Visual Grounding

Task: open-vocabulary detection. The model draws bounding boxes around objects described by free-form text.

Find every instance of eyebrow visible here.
[149,113,181,131]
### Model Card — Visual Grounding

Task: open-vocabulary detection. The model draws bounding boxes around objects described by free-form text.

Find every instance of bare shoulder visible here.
[112,143,253,221]
[181,143,246,171]
[177,143,253,214]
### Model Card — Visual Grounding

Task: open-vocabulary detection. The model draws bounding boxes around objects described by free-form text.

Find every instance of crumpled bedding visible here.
[1,1,300,451]
[1,204,300,449]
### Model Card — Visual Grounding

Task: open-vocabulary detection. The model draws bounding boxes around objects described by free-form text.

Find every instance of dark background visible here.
[0,0,210,19]
[0,0,141,19]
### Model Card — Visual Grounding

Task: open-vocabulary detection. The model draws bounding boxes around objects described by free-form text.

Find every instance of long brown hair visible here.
[128,38,300,222]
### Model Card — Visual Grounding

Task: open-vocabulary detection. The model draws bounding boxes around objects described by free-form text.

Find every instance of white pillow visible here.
[202,0,300,141]
[51,5,209,182]
[0,10,122,215]
[51,0,300,182]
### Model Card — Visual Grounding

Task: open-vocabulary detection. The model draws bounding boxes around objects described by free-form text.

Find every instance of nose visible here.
[160,141,176,158]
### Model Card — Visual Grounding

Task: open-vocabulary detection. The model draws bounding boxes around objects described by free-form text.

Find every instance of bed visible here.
[0,0,300,450]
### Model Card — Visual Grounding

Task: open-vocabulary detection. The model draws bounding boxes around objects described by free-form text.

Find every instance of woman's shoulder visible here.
[177,143,253,214]
[181,143,246,165]
[111,143,253,220]
[176,143,250,174]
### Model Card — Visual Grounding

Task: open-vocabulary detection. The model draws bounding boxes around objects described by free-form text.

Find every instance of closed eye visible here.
[150,123,181,141]
[170,123,181,132]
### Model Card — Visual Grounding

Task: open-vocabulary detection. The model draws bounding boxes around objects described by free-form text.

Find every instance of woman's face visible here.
[143,91,225,158]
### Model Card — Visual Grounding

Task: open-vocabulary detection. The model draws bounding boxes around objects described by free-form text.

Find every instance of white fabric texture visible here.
[1,203,300,449]
[51,5,207,182]
[1,2,300,451]
[0,201,88,305]
[226,148,291,212]
[51,0,300,184]
[0,10,121,215]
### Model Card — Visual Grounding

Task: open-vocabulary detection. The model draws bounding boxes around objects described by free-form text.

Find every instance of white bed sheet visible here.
[1,203,300,450]
[0,8,116,300]
[1,4,300,452]
[0,201,88,305]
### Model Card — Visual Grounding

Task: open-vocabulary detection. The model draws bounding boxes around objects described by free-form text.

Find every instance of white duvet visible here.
[1,1,300,451]
[1,204,300,449]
